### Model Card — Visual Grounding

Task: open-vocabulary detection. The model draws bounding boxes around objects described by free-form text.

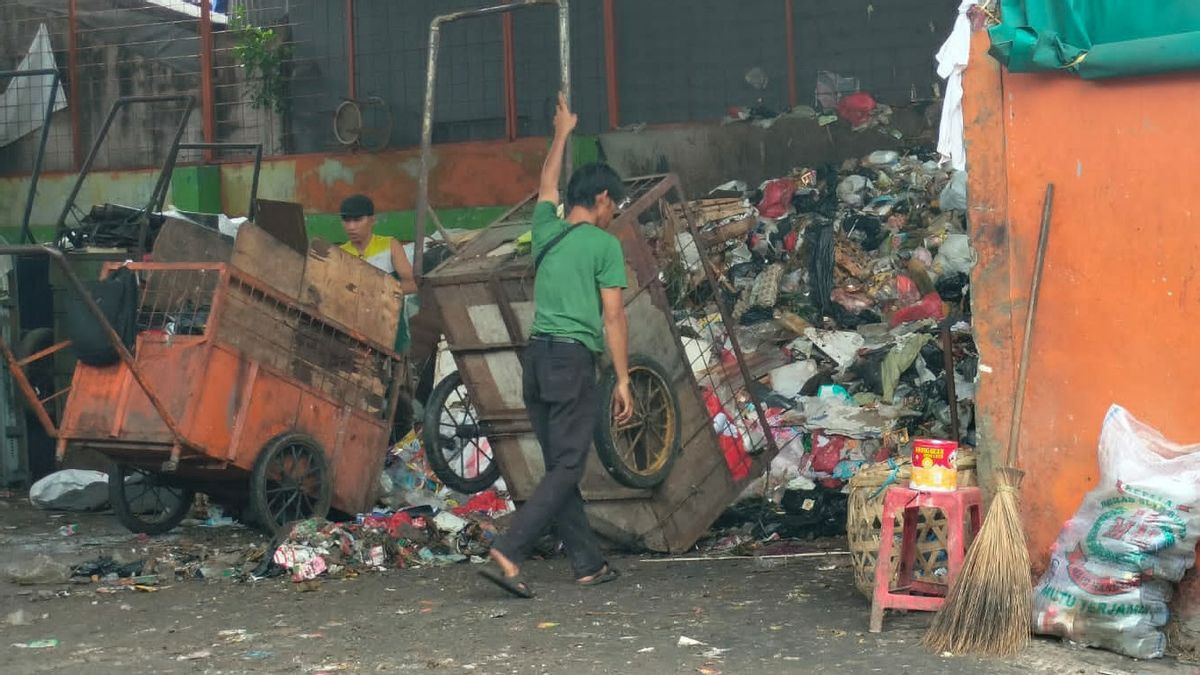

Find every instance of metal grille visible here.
[0,2,75,174]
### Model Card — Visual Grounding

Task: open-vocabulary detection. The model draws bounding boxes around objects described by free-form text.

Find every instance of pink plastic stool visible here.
[869,485,982,632]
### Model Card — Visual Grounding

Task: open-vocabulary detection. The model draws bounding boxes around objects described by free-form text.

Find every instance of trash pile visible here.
[270,503,507,582]
[657,138,976,502]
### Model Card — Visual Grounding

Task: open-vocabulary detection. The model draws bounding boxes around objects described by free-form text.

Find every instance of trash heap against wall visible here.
[652,146,976,504]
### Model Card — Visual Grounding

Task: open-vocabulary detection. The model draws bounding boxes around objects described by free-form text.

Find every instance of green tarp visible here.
[988,1,1200,79]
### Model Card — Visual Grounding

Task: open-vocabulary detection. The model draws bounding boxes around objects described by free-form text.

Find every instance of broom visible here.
[922,183,1055,657]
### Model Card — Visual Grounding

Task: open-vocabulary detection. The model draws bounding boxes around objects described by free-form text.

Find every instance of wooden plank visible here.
[231,222,305,299]
[254,199,308,255]
[153,217,233,263]
[302,239,402,350]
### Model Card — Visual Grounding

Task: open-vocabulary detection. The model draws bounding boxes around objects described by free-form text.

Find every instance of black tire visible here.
[250,432,333,536]
[593,354,682,489]
[108,463,195,535]
[423,371,500,494]
[15,327,55,415]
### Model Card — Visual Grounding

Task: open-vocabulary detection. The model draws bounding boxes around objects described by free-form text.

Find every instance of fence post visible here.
[346,0,357,100]
[67,0,82,170]
[502,12,518,141]
[785,0,798,109]
[199,1,216,161]
[602,0,619,130]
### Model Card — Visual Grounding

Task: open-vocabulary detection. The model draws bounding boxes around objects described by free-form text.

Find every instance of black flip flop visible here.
[479,568,535,599]
[576,565,621,587]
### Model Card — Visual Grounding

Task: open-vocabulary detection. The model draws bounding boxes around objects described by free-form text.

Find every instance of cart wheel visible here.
[423,371,500,494]
[593,355,682,489]
[251,432,333,535]
[108,463,195,535]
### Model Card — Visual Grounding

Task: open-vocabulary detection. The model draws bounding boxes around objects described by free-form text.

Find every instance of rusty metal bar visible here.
[785,0,798,109]
[67,0,82,170]
[683,205,780,459]
[15,339,70,368]
[415,0,569,283]
[602,0,620,129]
[0,336,57,438]
[502,12,518,141]
[199,0,216,162]
[346,0,357,100]
[56,95,195,234]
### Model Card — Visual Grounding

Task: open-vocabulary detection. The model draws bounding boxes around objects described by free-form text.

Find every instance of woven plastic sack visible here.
[1032,405,1200,659]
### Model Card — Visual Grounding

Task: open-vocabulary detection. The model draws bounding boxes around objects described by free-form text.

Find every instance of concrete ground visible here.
[0,494,1193,675]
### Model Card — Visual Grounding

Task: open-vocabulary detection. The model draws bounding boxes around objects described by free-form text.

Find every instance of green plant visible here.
[230,6,291,114]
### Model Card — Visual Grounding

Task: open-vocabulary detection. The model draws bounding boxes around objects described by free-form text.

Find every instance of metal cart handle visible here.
[413,0,571,281]
[0,246,191,464]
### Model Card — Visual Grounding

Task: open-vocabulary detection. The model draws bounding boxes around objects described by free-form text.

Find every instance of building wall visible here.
[963,36,1200,655]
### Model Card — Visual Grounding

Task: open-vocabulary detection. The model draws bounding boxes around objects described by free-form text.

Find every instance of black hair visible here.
[566,162,625,209]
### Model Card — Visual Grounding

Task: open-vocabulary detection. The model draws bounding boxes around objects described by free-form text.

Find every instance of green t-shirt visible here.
[529,201,627,353]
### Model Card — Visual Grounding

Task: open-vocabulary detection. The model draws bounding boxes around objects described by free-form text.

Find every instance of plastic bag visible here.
[938,170,967,211]
[1032,405,1200,659]
[29,470,109,511]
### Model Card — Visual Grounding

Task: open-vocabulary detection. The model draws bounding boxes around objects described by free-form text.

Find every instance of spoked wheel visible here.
[109,463,195,535]
[594,355,682,489]
[250,432,333,536]
[423,371,500,494]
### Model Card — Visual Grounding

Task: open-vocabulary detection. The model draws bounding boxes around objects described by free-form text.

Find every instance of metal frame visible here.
[0,68,62,245]
[165,142,265,219]
[414,0,571,279]
[55,95,196,242]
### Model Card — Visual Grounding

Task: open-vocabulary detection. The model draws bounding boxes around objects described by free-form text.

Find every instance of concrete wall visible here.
[600,104,938,197]
[962,37,1200,657]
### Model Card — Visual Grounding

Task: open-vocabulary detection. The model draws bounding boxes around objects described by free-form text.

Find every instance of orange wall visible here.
[965,41,1200,572]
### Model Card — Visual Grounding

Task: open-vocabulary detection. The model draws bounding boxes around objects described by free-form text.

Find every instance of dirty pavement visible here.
[0,496,1187,675]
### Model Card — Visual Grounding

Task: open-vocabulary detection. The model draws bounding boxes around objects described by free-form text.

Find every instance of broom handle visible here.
[1006,183,1055,467]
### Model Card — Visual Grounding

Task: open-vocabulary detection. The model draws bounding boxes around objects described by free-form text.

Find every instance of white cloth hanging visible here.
[935,1,979,172]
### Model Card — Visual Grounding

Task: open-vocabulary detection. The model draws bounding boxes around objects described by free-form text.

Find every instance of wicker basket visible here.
[846,450,978,599]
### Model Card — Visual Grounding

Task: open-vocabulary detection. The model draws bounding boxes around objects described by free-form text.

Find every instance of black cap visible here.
[339,194,374,219]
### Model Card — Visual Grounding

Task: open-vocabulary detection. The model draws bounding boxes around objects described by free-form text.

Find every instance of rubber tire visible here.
[15,327,55,415]
[108,463,195,536]
[423,371,500,494]
[250,432,333,536]
[593,354,683,489]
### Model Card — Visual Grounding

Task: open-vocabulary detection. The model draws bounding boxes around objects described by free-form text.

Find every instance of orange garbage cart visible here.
[0,229,408,535]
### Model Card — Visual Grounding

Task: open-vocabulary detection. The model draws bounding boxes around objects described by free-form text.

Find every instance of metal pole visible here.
[502,12,518,142]
[785,0,798,109]
[14,69,61,245]
[67,0,82,170]
[558,0,572,178]
[199,0,216,162]
[602,0,619,130]
[346,0,357,100]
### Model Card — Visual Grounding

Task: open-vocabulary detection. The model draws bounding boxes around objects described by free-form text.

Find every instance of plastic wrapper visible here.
[1032,405,1200,659]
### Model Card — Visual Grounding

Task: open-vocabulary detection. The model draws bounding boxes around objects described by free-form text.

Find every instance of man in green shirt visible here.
[481,93,633,598]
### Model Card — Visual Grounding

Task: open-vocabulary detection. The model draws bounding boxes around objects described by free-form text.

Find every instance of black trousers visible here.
[491,338,606,578]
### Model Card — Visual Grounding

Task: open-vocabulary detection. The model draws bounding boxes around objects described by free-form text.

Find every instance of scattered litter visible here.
[678,636,706,647]
[637,647,655,653]
[176,650,212,661]
[12,639,59,649]
[537,622,559,629]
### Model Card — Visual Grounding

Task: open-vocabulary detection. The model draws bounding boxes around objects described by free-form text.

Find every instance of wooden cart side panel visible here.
[303,240,403,350]
[231,222,306,299]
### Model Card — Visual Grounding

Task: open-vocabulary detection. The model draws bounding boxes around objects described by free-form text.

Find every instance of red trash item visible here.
[811,431,846,473]
[784,229,799,252]
[836,92,877,128]
[704,389,752,481]
[757,179,797,219]
[895,275,921,306]
[452,490,510,516]
[888,292,946,328]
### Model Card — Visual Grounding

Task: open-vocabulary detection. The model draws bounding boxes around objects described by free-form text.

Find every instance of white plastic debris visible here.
[29,470,109,511]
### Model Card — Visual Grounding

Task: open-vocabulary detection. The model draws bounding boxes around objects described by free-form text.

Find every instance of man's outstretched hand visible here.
[553,91,577,138]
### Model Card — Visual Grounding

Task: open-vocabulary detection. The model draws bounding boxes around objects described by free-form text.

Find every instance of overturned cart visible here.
[1,224,408,535]
[422,174,781,552]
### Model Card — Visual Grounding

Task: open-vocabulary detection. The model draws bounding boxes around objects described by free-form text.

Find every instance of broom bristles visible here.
[922,467,1032,657]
